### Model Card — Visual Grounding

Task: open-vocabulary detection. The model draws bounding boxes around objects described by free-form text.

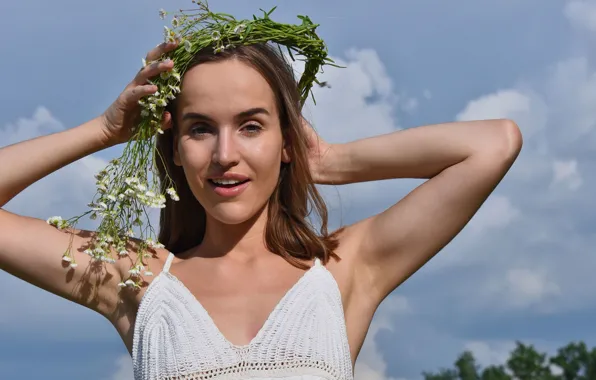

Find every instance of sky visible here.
[1,0,596,379]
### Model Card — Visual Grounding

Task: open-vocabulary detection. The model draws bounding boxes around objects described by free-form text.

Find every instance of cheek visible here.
[242,139,283,179]
[178,142,211,184]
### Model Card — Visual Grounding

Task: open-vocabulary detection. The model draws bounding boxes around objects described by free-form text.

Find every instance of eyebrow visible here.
[181,107,270,123]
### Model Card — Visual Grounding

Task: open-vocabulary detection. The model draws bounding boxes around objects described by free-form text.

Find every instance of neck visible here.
[198,203,270,262]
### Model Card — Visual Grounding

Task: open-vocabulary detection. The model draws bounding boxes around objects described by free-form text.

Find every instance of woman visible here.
[0,40,522,379]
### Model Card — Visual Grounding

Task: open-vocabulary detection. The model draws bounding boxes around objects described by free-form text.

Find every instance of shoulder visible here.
[110,244,173,307]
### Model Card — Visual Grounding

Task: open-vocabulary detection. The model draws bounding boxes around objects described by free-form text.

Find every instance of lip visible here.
[207,173,250,182]
[207,173,251,198]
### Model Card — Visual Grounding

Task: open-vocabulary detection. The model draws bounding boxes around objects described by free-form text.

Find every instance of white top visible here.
[132,252,354,380]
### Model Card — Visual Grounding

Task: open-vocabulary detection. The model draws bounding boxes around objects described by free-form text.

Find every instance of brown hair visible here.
[155,43,341,269]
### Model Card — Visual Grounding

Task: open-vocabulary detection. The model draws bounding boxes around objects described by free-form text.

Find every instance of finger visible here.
[145,41,179,63]
[122,84,158,106]
[132,59,174,86]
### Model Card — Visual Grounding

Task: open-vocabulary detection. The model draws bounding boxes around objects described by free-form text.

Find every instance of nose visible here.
[212,128,240,168]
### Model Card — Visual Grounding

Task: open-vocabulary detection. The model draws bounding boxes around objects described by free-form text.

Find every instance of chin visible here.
[206,200,268,226]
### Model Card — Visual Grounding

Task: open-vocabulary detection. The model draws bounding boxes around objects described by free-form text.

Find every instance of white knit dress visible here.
[132,252,354,380]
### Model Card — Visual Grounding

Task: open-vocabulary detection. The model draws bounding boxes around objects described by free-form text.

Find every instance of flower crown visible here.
[47,0,338,290]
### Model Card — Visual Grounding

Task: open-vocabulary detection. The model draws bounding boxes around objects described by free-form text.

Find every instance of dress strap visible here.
[314,257,322,267]
[162,252,175,273]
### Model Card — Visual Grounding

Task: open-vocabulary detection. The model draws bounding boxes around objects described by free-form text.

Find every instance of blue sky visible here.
[2,0,596,379]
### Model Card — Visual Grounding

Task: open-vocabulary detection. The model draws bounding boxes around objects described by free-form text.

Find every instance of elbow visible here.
[485,119,523,161]
[502,119,523,157]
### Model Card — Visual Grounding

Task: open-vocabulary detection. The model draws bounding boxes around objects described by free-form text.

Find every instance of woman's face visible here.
[173,58,290,225]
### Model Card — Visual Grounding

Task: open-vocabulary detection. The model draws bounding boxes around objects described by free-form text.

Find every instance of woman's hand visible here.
[301,117,336,184]
[99,42,177,146]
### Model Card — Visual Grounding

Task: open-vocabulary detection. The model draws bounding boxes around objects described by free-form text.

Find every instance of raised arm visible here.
[0,118,123,314]
[324,119,522,302]
[0,42,177,318]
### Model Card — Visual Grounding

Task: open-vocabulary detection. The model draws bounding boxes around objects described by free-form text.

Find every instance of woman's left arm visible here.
[315,119,523,302]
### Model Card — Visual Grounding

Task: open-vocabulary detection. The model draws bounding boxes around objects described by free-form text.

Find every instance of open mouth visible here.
[208,179,250,188]
[207,178,251,197]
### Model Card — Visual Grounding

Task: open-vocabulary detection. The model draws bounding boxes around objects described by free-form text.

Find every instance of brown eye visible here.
[190,123,213,137]
[242,123,263,136]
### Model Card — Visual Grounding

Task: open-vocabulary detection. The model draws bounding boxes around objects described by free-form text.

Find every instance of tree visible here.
[480,365,510,380]
[422,340,596,380]
[455,351,480,380]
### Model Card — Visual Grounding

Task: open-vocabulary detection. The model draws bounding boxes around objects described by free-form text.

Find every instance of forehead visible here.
[177,59,277,116]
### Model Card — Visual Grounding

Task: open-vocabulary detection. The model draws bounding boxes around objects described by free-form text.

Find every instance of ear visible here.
[164,111,182,167]
[281,141,291,163]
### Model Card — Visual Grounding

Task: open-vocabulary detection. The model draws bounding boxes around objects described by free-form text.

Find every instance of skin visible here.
[0,41,523,370]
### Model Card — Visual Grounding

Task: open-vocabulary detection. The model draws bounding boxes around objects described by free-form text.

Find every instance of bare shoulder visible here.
[0,207,175,323]
[0,209,125,318]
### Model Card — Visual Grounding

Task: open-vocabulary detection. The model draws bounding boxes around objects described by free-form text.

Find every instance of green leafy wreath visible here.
[47,0,339,290]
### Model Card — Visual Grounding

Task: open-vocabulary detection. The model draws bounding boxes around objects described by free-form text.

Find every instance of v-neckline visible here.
[162,255,321,350]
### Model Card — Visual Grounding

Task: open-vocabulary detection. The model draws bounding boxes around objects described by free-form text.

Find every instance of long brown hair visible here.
[155,43,340,269]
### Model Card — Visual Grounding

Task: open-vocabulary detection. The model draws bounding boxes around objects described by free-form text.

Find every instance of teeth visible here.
[212,179,242,185]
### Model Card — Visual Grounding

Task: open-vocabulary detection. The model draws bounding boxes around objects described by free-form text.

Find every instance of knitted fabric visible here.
[132,252,354,380]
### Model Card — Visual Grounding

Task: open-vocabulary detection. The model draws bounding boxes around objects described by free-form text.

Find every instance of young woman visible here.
[0,41,522,379]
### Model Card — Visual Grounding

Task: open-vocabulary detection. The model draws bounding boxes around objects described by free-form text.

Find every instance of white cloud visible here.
[504,268,561,308]
[354,295,411,380]
[468,195,520,235]
[464,340,516,368]
[551,159,582,190]
[456,89,548,141]
[108,354,133,380]
[301,48,399,144]
[565,0,596,32]
[1,106,108,218]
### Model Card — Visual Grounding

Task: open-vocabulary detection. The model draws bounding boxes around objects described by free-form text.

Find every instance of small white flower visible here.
[172,17,179,27]
[107,194,117,202]
[233,24,246,34]
[118,250,128,256]
[156,128,165,134]
[125,279,135,286]
[47,216,62,226]
[142,57,148,67]
[69,263,78,269]
[156,98,167,107]
[211,31,221,41]
[136,184,147,192]
[125,177,138,185]
[99,202,108,209]
[118,282,127,288]
[62,255,72,263]
[145,191,156,198]
[144,271,154,276]
[184,39,192,53]
[159,9,167,19]
[129,269,140,276]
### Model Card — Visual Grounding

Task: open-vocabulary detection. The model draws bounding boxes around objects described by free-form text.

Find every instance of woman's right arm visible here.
[0,118,125,316]
[0,41,177,320]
